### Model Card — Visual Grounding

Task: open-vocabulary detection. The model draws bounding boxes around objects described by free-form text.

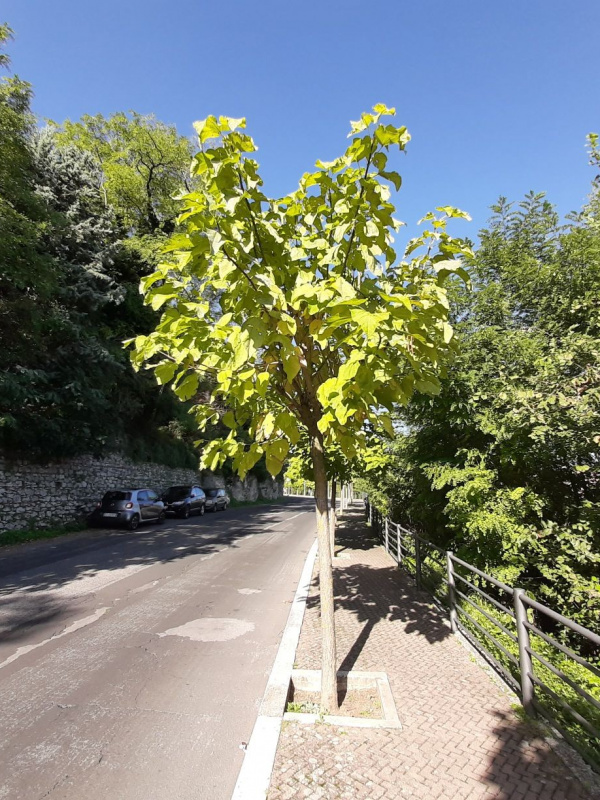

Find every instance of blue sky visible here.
[4,1,599,245]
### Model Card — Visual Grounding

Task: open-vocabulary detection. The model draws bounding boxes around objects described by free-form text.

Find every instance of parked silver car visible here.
[202,488,229,512]
[89,489,165,530]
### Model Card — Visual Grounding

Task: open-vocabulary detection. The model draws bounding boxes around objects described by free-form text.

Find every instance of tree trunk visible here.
[329,480,337,559]
[311,435,338,713]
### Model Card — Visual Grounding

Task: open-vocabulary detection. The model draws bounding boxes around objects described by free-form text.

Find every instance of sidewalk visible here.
[267,507,596,800]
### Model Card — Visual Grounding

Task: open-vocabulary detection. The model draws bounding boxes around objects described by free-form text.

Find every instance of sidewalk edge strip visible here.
[231,536,318,800]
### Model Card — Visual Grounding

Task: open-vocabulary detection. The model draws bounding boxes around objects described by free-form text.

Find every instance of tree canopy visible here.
[130,105,472,708]
[57,112,195,237]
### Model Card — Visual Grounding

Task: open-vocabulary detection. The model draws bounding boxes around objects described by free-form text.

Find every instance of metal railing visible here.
[367,503,600,772]
[283,483,314,498]
[283,483,355,511]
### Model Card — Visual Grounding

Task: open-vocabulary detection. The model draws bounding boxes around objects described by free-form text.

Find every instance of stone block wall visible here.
[0,452,283,533]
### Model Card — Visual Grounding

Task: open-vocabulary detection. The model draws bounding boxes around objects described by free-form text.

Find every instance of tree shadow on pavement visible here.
[304,506,451,676]
[321,507,599,800]
[483,709,598,799]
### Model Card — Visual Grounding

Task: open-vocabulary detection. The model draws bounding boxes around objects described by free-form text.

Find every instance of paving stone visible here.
[268,507,596,800]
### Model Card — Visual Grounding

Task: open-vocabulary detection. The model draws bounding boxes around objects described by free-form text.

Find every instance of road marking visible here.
[129,580,160,595]
[262,510,308,532]
[0,607,109,670]
[238,588,261,595]
[280,511,305,523]
[231,537,318,800]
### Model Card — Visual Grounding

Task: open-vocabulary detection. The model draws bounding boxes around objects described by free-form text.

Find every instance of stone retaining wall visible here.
[0,453,283,533]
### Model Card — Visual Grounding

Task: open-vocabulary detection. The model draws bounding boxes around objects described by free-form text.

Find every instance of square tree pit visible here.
[284,669,401,729]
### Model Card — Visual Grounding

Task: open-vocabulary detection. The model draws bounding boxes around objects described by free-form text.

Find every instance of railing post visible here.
[396,524,402,566]
[514,588,535,716]
[415,534,422,591]
[385,517,389,554]
[368,501,373,526]
[446,551,457,633]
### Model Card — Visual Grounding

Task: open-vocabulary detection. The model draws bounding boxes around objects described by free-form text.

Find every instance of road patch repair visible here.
[159,618,255,642]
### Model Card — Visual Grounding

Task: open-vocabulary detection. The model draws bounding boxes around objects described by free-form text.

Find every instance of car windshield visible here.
[164,486,191,501]
[102,491,130,503]
[205,489,219,498]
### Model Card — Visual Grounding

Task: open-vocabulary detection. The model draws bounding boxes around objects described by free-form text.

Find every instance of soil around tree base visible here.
[288,686,382,719]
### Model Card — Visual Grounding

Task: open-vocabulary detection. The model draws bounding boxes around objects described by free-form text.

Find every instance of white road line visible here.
[231,537,318,800]
[0,607,109,670]
[262,510,308,531]
[279,511,305,523]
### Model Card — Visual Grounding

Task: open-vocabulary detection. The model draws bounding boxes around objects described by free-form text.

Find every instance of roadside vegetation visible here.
[0,521,86,548]
[358,132,600,766]
[359,153,600,636]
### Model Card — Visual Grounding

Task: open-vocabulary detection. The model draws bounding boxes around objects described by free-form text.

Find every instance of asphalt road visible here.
[0,498,316,800]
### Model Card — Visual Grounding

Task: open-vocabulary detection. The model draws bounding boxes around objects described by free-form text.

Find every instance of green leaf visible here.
[350,308,389,338]
[265,439,289,476]
[175,372,199,401]
[380,170,402,191]
[194,116,221,143]
[154,361,177,385]
[284,353,301,383]
[373,103,396,116]
[148,284,177,311]
[222,410,236,428]
[442,322,453,344]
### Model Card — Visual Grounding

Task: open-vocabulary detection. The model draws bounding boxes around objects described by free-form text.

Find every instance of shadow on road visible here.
[0,499,313,641]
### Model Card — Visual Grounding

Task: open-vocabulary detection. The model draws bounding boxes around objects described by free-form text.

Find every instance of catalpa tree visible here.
[130,104,471,710]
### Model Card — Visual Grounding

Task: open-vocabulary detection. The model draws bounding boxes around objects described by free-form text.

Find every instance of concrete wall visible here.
[0,453,283,533]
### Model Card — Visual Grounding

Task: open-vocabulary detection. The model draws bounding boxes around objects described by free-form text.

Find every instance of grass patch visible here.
[0,521,86,549]
[228,496,286,508]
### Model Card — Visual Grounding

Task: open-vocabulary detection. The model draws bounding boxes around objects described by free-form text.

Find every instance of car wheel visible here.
[127,514,140,531]
[157,511,166,525]
[179,505,190,519]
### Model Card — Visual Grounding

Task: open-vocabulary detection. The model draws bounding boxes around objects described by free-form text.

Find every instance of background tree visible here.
[131,106,471,709]
[0,24,56,400]
[0,25,199,464]
[360,152,600,633]
[57,112,195,239]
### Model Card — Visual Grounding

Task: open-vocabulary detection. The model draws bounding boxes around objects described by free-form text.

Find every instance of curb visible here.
[231,537,318,800]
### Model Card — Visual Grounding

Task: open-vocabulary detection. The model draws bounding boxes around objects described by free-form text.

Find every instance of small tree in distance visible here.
[130,104,471,711]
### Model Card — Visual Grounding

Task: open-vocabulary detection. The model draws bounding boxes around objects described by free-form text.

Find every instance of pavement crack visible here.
[36,775,66,800]
[85,701,211,719]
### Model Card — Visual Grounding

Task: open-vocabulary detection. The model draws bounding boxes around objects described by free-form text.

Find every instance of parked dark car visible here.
[202,488,229,512]
[89,489,165,530]
[162,485,206,518]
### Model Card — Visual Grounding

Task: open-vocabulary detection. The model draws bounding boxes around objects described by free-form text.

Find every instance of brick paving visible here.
[268,507,597,800]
